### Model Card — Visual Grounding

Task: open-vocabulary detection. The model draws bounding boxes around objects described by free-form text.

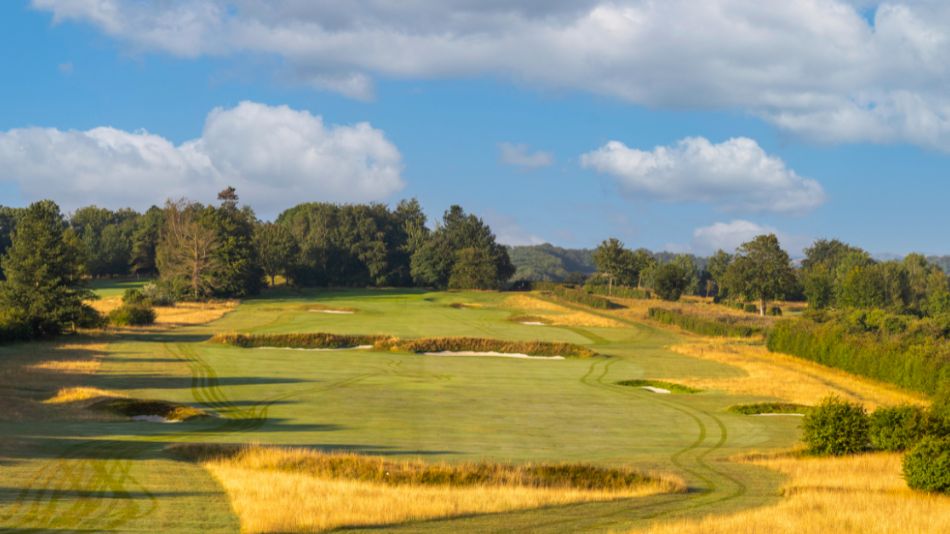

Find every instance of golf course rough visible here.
[0,286,855,532]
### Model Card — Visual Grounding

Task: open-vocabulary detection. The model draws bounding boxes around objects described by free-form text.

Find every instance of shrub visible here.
[869,405,931,451]
[743,303,758,314]
[801,396,870,455]
[768,306,783,316]
[108,289,156,326]
[615,379,700,394]
[75,303,107,329]
[0,309,30,343]
[647,308,762,337]
[585,283,651,300]
[903,436,950,493]
[141,280,183,306]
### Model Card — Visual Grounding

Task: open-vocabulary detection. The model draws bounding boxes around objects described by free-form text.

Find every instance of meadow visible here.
[0,285,937,532]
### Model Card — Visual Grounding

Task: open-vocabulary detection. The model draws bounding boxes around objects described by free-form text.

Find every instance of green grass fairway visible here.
[0,288,806,532]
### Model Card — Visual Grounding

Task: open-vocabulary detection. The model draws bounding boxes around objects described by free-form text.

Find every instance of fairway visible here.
[0,288,915,532]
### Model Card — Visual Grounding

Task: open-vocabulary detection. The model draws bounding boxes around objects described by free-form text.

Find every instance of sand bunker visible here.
[423,351,564,360]
[311,309,355,314]
[641,386,671,394]
[520,321,546,326]
[256,345,373,352]
[132,415,182,423]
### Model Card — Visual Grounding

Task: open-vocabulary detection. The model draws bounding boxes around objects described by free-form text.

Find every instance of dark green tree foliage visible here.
[592,238,636,294]
[70,206,140,277]
[0,201,92,337]
[254,222,298,286]
[767,313,950,394]
[131,206,164,276]
[108,288,156,326]
[869,405,931,451]
[705,250,732,298]
[278,202,415,287]
[0,207,23,276]
[903,437,950,493]
[411,206,513,289]
[653,258,694,301]
[203,188,262,298]
[724,234,798,315]
[801,396,870,455]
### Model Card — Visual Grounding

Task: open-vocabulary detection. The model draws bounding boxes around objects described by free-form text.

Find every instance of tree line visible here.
[0,189,514,340]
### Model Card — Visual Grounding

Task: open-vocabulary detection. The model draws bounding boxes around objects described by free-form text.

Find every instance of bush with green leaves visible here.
[869,405,931,451]
[903,436,950,493]
[141,280,183,306]
[108,289,156,326]
[801,396,870,455]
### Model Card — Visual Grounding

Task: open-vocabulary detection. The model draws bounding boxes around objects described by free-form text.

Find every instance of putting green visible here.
[0,288,804,532]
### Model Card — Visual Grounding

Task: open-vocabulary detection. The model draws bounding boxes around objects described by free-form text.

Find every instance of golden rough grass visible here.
[43,387,124,405]
[640,452,950,534]
[89,298,237,327]
[153,300,238,326]
[200,446,679,533]
[503,295,623,328]
[666,339,926,409]
[28,359,100,374]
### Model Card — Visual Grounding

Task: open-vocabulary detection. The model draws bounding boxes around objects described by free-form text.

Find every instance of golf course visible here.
[1,283,936,533]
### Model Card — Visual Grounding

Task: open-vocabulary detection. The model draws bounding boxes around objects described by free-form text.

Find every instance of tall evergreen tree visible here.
[0,201,91,337]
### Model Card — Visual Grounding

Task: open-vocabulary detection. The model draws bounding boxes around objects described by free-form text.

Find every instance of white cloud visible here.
[0,101,404,214]
[691,219,812,256]
[580,137,825,213]
[692,220,778,254]
[29,0,950,149]
[498,142,553,169]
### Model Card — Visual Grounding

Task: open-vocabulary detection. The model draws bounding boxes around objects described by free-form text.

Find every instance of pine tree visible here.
[0,200,91,337]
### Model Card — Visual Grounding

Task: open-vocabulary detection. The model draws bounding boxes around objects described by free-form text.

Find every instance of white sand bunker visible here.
[520,321,546,326]
[131,415,181,424]
[752,413,805,417]
[423,351,564,360]
[256,345,373,352]
[311,309,355,314]
[641,386,671,394]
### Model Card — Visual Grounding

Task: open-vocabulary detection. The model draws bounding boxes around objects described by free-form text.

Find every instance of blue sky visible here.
[2,1,949,256]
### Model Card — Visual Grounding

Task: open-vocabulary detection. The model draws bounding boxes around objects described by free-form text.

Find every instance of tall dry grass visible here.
[90,297,237,327]
[503,295,623,328]
[667,339,925,409]
[43,387,124,405]
[177,444,684,533]
[639,452,950,534]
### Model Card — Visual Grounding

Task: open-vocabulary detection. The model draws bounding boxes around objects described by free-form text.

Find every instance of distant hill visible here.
[508,244,596,281]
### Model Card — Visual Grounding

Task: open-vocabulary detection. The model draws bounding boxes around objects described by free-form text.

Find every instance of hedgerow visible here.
[541,285,618,309]
[766,314,950,395]
[869,405,931,452]
[647,308,763,338]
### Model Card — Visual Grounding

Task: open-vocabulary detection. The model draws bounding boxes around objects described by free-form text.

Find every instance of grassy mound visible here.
[213,332,598,358]
[212,332,384,349]
[615,379,701,394]
[169,443,684,492]
[729,402,811,415]
[91,398,210,422]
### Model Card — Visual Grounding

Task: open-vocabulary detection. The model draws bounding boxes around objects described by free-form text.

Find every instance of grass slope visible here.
[0,284,923,532]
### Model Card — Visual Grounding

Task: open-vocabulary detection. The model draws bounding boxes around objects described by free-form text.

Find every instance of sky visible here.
[1,1,949,257]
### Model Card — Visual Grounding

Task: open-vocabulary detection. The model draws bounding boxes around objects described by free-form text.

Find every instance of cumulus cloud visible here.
[29,0,950,149]
[498,142,553,169]
[580,137,825,213]
[692,220,778,254]
[0,101,404,214]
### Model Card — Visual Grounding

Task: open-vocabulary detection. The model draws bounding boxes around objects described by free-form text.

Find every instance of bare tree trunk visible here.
[759,299,767,316]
